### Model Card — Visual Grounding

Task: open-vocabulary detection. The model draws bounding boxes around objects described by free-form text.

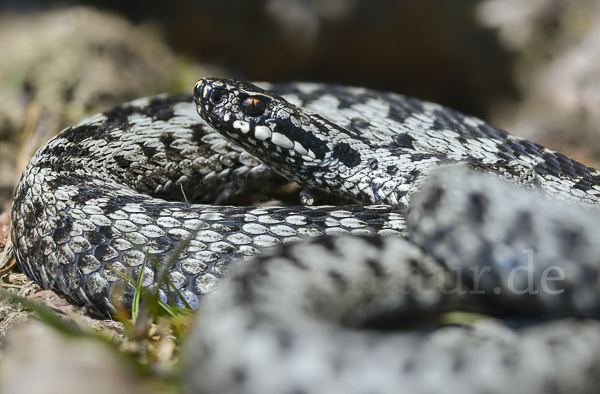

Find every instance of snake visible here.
[10,77,600,393]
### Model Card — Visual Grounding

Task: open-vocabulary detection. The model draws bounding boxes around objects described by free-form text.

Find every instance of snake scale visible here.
[11,77,600,393]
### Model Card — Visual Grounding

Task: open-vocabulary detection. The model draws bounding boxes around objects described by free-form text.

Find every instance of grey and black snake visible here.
[11,77,600,393]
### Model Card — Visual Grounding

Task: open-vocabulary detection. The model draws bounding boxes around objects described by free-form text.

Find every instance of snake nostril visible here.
[210,88,226,105]
[194,79,223,105]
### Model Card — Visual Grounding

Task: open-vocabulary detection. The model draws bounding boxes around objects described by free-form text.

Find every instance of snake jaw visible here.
[194,79,354,166]
[195,77,330,175]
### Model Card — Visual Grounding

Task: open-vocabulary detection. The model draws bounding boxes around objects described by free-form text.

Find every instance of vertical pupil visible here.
[242,97,266,116]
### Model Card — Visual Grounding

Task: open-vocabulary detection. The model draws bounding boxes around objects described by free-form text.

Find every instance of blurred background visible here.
[1,0,600,215]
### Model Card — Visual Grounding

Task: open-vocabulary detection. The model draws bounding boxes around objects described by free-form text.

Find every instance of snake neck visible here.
[194,77,445,206]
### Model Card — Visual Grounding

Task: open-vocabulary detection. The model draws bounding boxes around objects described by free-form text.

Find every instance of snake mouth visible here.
[194,78,219,118]
[194,78,334,171]
[193,80,229,130]
[194,78,255,131]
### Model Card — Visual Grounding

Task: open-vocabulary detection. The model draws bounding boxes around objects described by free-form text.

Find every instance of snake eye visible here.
[211,88,226,105]
[241,96,267,117]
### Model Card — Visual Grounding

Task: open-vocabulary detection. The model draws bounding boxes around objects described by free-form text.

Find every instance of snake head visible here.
[194,77,336,175]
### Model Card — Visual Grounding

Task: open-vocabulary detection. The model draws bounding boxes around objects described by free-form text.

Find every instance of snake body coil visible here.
[11,78,600,393]
[186,171,600,394]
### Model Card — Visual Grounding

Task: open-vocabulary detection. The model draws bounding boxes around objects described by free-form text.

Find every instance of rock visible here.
[0,321,145,394]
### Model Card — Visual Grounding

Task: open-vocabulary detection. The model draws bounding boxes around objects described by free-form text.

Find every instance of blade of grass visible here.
[131,255,151,323]
[105,228,202,331]
[165,275,193,311]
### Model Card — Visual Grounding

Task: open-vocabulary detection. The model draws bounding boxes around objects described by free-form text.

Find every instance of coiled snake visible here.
[11,77,600,393]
